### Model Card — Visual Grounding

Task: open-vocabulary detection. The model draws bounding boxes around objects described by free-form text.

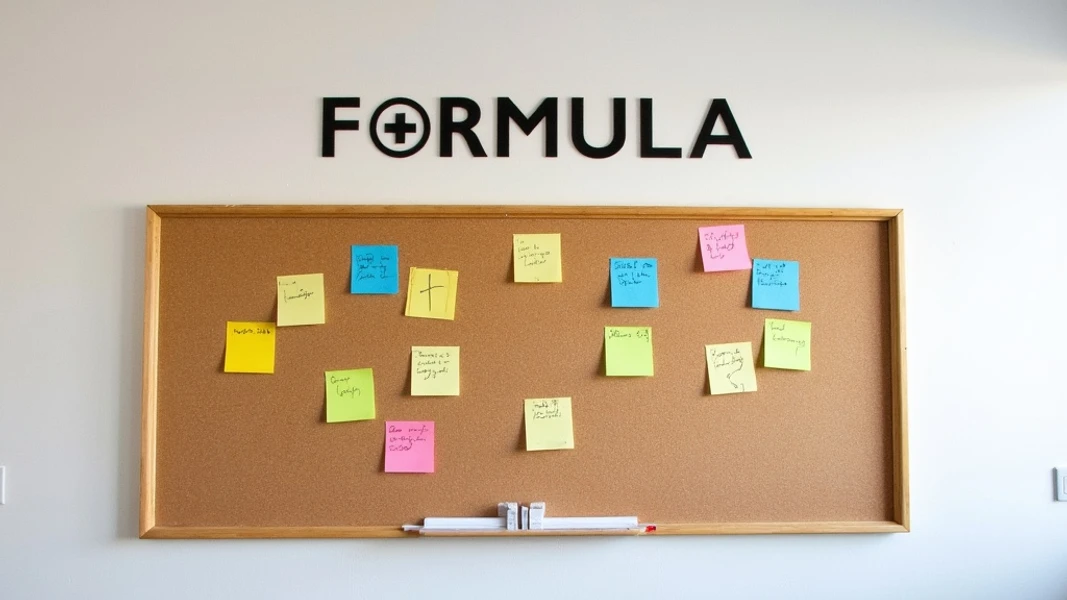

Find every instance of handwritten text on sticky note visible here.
[764,319,812,371]
[706,342,758,395]
[405,267,459,320]
[385,421,435,473]
[513,234,562,282]
[524,397,574,451]
[752,259,800,311]
[604,326,654,376]
[325,368,376,423]
[411,346,460,396]
[351,245,399,294]
[277,273,326,326]
[224,321,275,374]
[698,225,751,272]
[610,258,659,308]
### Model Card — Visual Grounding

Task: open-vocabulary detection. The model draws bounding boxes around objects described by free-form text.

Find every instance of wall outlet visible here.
[1056,467,1067,502]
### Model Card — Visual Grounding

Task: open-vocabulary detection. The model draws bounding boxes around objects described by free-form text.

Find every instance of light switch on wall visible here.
[1056,467,1067,502]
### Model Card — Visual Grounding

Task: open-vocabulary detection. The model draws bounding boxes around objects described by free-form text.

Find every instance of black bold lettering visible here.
[689,98,752,159]
[638,98,682,158]
[439,97,487,157]
[570,98,626,159]
[321,97,361,157]
[496,97,559,157]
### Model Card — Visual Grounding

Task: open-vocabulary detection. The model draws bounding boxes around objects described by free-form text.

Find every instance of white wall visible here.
[2,1,1066,598]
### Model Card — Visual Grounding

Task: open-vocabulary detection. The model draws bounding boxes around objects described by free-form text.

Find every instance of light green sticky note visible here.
[325,368,376,422]
[764,319,812,371]
[411,346,460,396]
[277,273,326,326]
[604,326,654,376]
[524,397,574,451]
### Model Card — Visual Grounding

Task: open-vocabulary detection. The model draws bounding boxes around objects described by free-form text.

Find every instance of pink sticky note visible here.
[698,225,752,272]
[384,421,435,473]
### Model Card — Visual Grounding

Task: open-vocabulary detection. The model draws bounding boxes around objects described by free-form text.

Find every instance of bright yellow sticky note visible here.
[325,368,376,423]
[411,346,460,396]
[276,273,325,326]
[764,319,812,371]
[405,267,458,320]
[513,234,562,282]
[524,397,574,451]
[604,326,654,376]
[706,342,758,395]
[223,321,275,374]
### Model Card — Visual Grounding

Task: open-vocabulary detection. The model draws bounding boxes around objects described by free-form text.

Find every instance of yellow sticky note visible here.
[405,267,458,320]
[764,319,812,371]
[604,326,654,376]
[325,368,376,423]
[524,397,574,451]
[223,321,275,374]
[276,273,325,326]
[706,342,758,395]
[513,233,562,283]
[411,346,460,396]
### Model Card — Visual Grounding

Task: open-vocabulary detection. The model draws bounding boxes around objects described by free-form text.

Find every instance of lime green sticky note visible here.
[513,233,562,282]
[706,342,758,394]
[277,273,326,326]
[411,346,460,396]
[604,326,654,376]
[524,397,574,451]
[223,321,275,374]
[405,267,458,320]
[764,319,812,371]
[325,368,376,423]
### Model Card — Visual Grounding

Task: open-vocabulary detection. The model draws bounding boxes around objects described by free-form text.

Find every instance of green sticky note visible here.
[604,326,654,376]
[325,368,376,422]
[764,319,812,371]
[524,397,574,451]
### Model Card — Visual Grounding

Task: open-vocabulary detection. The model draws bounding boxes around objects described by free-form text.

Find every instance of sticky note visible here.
[698,225,751,272]
[604,326,654,376]
[411,346,460,396]
[764,319,812,371]
[277,273,326,326]
[223,321,275,373]
[385,421,435,473]
[524,397,574,451]
[513,234,562,283]
[324,368,376,423]
[706,342,758,395]
[610,258,659,308]
[405,267,458,320]
[752,259,800,311]
[350,245,399,294]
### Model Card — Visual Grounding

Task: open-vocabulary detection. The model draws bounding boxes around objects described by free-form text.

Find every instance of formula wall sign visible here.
[321,97,751,160]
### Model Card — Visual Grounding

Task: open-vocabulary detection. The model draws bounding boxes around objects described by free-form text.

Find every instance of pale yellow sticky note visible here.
[706,342,758,395]
[405,267,458,320]
[604,326,654,376]
[276,273,325,326]
[524,397,574,451]
[411,346,460,396]
[764,319,812,371]
[513,234,562,283]
[224,321,275,374]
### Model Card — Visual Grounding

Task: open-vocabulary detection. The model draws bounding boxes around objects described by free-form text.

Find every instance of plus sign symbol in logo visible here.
[369,98,431,158]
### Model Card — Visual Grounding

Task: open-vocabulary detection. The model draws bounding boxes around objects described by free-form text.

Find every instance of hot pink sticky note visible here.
[384,421,435,473]
[698,225,752,272]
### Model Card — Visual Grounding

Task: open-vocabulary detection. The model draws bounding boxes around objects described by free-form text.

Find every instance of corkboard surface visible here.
[153,211,893,528]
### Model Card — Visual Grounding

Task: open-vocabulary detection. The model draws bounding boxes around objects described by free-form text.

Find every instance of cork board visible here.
[140,206,908,538]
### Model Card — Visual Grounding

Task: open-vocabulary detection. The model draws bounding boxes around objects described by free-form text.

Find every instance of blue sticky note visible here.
[752,259,800,311]
[610,258,659,308]
[350,245,399,294]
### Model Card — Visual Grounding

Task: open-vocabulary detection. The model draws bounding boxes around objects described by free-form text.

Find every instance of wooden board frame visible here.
[140,205,908,539]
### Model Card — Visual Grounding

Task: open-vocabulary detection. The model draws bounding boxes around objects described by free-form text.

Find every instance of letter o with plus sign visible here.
[369,97,431,158]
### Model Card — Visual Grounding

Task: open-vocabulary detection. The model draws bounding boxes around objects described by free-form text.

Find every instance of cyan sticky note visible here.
[610,258,659,308]
[351,245,399,294]
[752,259,800,311]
